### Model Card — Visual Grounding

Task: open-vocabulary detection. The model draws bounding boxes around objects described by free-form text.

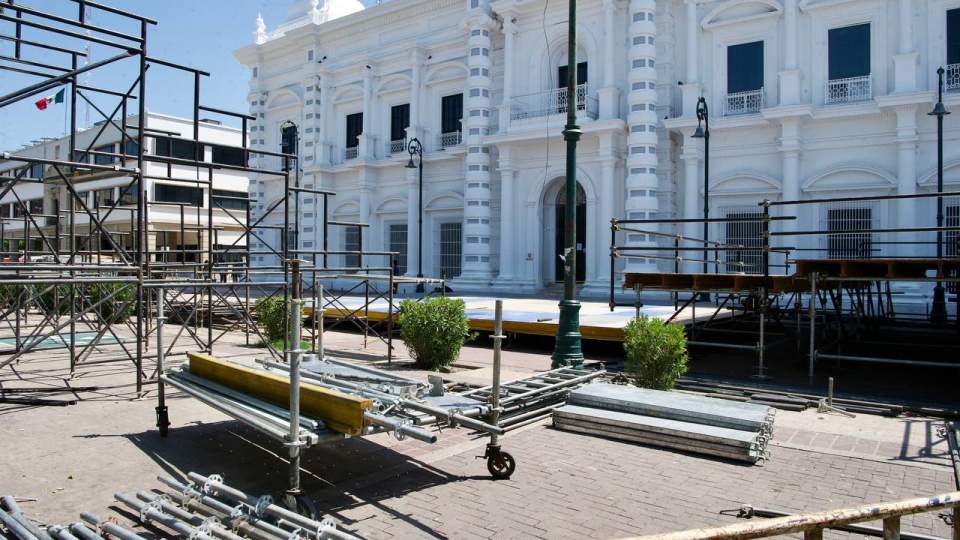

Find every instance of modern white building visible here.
[236,0,960,297]
[0,113,250,264]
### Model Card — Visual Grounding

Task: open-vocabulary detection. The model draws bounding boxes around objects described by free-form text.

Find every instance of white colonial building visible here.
[236,0,960,297]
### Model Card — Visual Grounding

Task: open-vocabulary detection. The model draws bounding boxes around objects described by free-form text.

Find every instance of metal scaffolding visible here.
[609,190,960,379]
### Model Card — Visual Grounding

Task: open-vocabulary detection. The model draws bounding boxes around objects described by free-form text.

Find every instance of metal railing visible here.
[623,491,960,540]
[510,83,598,120]
[344,146,358,160]
[725,88,764,115]
[387,139,406,155]
[825,74,872,104]
[437,131,462,149]
[947,63,960,92]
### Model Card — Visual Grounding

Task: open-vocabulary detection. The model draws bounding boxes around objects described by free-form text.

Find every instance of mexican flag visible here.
[34,88,65,110]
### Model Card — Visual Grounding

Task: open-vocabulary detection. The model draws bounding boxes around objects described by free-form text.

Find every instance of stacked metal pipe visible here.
[0,472,357,540]
[553,383,775,464]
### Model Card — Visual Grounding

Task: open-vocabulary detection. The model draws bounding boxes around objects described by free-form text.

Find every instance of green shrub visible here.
[623,316,689,390]
[255,296,287,342]
[87,283,136,323]
[398,297,474,370]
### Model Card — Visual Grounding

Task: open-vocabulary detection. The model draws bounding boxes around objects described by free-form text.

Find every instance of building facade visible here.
[0,113,250,264]
[236,0,960,298]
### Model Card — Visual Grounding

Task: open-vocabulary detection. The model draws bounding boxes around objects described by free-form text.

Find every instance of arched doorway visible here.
[553,182,586,283]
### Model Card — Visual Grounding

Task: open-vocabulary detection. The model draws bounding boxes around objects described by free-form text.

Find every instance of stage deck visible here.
[305,296,732,342]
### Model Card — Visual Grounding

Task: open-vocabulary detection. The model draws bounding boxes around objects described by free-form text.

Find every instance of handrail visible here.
[622,491,960,540]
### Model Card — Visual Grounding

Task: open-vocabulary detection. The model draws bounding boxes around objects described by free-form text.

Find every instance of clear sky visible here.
[0,0,298,152]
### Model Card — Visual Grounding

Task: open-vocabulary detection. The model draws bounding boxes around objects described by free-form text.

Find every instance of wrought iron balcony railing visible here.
[825,75,872,105]
[724,87,764,116]
[509,83,598,121]
[947,63,960,93]
[437,131,462,149]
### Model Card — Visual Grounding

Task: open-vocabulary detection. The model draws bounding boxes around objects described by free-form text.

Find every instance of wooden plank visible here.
[795,259,843,277]
[623,273,665,289]
[693,274,739,291]
[661,273,695,290]
[187,352,373,435]
[841,260,890,278]
[733,275,769,291]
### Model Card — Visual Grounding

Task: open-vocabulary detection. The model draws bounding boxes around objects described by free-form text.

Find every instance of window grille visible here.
[722,208,764,273]
[389,223,408,275]
[344,225,360,269]
[438,222,462,278]
[822,202,877,259]
[946,198,959,293]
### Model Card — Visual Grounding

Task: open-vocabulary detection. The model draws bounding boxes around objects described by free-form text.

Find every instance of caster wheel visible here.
[283,493,320,520]
[486,451,516,479]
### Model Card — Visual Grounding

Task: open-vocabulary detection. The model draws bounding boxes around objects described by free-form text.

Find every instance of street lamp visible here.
[551,0,584,369]
[406,137,425,293]
[928,67,950,324]
[691,96,710,301]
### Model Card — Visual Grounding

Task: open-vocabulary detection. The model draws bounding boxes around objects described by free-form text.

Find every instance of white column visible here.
[780,118,801,234]
[778,0,801,105]
[497,160,516,281]
[893,0,918,93]
[598,0,621,119]
[409,49,423,141]
[406,166,421,277]
[598,158,616,284]
[461,14,496,281]
[682,0,701,116]
[895,105,918,256]
[499,19,516,132]
[318,70,332,165]
[625,0,658,273]
[681,143,701,272]
[359,70,374,159]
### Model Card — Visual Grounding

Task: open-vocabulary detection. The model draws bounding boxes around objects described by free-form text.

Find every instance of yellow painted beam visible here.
[187,352,373,435]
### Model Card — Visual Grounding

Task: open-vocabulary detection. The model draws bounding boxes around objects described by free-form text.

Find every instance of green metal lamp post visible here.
[552,0,585,369]
[929,67,950,324]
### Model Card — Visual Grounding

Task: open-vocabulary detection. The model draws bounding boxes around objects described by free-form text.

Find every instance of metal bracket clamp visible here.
[254,495,273,519]
[190,517,219,540]
[140,499,164,524]
[447,407,463,428]
[318,517,336,536]
[202,474,224,495]
[286,527,306,540]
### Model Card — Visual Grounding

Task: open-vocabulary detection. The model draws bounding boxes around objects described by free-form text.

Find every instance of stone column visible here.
[895,105,918,256]
[779,0,801,105]
[358,69,374,159]
[681,0,701,116]
[497,149,516,282]
[406,165,420,277]
[681,140,701,272]
[780,117,801,234]
[409,49,423,141]
[624,0,658,273]
[598,155,616,285]
[598,0,621,119]
[893,0,918,93]
[498,18,516,133]
[318,69,332,165]
[461,13,496,281]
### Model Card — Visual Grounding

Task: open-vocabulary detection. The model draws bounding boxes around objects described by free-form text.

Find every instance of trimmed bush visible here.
[623,316,689,390]
[255,296,287,343]
[398,297,474,370]
[87,283,136,323]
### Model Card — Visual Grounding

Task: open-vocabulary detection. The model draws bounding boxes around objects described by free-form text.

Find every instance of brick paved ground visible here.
[2,326,957,539]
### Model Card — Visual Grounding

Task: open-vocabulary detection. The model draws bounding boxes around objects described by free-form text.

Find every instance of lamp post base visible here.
[552,299,584,368]
[930,284,948,325]
[415,273,425,293]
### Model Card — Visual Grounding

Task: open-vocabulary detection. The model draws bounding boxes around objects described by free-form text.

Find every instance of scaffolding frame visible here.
[609,190,960,379]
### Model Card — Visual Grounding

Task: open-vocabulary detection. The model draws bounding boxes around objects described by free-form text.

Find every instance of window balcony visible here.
[344,146,358,160]
[437,131,462,149]
[509,83,598,121]
[947,63,960,93]
[387,139,406,155]
[825,75,872,105]
[724,87,764,116]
